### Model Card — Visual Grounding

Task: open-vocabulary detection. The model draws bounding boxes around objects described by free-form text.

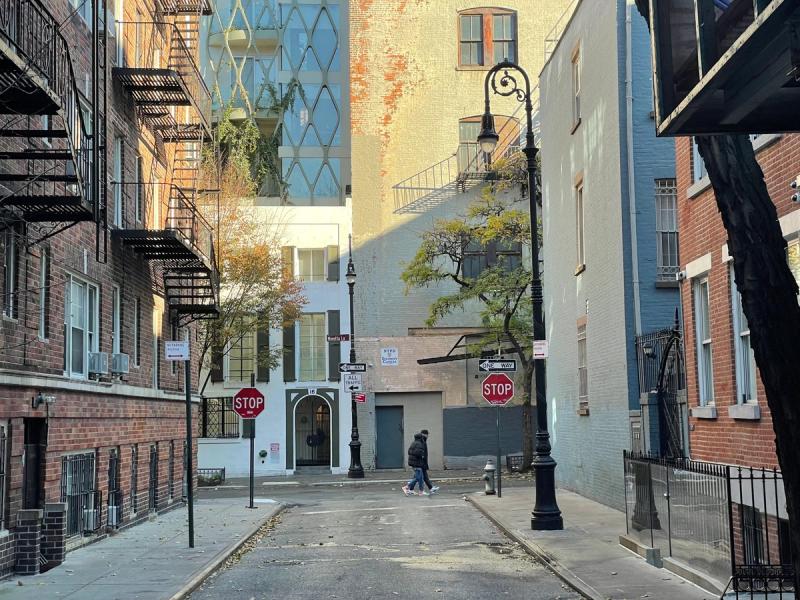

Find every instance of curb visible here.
[465,496,602,600]
[169,504,286,600]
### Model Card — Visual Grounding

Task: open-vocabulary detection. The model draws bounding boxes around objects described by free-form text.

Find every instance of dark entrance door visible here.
[23,418,47,509]
[295,396,330,467]
[376,406,404,469]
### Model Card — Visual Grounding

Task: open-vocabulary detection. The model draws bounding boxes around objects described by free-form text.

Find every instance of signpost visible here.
[233,382,266,509]
[479,359,517,372]
[481,373,515,498]
[339,362,366,373]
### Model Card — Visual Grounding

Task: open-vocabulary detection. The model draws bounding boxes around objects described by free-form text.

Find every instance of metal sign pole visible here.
[185,358,194,548]
[249,373,256,509]
[496,405,502,498]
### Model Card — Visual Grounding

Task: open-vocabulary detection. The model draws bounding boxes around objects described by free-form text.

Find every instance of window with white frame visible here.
[655,178,679,281]
[730,265,756,404]
[577,323,588,410]
[693,277,714,405]
[112,285,121,354]
[3,227,17,319]
[226,323,255,381]
[135,155,143,223]
[299,313,326,381]
[65,275,99,378]
[297,248,326,281]
[692,138,707,182]
[133,297,141,366]
[113,136,124,227]
[571,46,581,128]
[39,250,49,339]
[152,305,162,388]
[575,183,585,269]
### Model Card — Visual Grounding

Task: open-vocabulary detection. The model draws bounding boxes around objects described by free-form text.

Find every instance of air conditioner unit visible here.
[111,353,130,374]
[107,505,119,527]
[83,508,98,533]
[88,352,109,375]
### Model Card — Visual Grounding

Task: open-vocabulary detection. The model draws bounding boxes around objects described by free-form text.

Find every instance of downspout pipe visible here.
[626,1,642,336]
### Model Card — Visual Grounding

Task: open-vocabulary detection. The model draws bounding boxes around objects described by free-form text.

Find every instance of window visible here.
[133,297,140,366]
[299,313,326,381]
[0,424,8,530]
[463,239,522,279]
[577,323,588,411]
[112,285,121,354]
[3,227,17,319]
[692,138,707,182]
[60,452,97,537]
[731,266,756,404]
[200,398,240,438]
[458,9,516,67]
[152,305,162,388]
[778,518,793,566]
[571,47,581,128]
[65,275,99,378]
[69,0,93,28]
[135,155,143,223]
[693,277,714,406]
[227,326,255,381]
[655,179,679,281]
[742,505,765,565]
[39,250,50,339]
[42,114,52,147]
[457,119,483,174]
[297,249,326,282]
[113,136,124,227]
[576,184,585,270]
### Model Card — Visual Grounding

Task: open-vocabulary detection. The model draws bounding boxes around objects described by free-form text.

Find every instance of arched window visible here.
[458,8,517,68]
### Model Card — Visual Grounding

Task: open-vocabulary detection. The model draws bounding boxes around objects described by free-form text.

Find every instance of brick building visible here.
[0,0,217,576]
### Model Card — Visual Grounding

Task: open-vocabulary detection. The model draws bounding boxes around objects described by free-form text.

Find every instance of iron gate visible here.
[148,444,158,511]
[130,445,138,515]
[168,441,175,501]
[60,452,98,537]
[295,396,330,467]
[107,448,122,528]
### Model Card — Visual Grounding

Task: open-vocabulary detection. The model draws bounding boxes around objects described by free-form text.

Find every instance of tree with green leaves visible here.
[402,152,539,469]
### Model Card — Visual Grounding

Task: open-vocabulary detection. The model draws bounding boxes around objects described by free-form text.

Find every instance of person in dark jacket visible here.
[419,429,439,494]
[402,433,426,496]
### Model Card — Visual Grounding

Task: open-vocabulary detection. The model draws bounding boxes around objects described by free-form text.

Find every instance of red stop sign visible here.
[232,387,265,419]
[481,373,514,406]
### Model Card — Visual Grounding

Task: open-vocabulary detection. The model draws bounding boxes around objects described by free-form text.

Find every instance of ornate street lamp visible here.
[346,249,364,478]
[479,61,563,530]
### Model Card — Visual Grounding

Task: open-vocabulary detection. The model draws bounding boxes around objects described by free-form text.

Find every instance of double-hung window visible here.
[113,136,124,227]
[571,47,581,128]
[133,297,141,367]
[39,250,50,339]
[692,138,707,182]
[299,313,326,381]
[65,275,100,378]
[458,9,517,67]
[693,277,714,405]
[135,156,144,223]
[575,183,585,270]
[111,286,121,355]
[459,14,483,66]
[297,249,326,282]
[655,179,679,281]
[577,323,588,411]
[3,227,17,319]
[493,14,516,63]
[730,266,756,404]
[227,323,255,381]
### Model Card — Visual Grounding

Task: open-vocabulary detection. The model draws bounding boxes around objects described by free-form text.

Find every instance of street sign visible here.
[481,373,514,406]
[233,387,265,419]
[533,340,549,359]
[353,393,366,403]
[339,362,367,373]
[479,359,517,372]
[327,334,350,342]
[165,340,190,361]
[343,372,363,392]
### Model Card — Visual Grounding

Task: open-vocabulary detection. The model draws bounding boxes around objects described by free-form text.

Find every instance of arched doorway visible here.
[295,395,331,467]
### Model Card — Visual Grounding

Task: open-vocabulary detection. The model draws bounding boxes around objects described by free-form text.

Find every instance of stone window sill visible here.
[728,403,761,420]
[574,263,586,276]
[691,405,717,419]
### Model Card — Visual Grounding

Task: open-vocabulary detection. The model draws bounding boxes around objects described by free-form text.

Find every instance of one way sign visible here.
[339,362,366,373]
[478,359,517,372]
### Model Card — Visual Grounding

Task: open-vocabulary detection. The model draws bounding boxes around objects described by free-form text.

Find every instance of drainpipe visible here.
[626,1,642,336]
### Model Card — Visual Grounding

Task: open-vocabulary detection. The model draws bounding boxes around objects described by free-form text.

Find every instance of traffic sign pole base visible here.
[347,439,364,479]
[531,442,563,531]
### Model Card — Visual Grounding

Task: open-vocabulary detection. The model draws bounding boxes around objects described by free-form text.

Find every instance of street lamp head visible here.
[346,258,356,286]
[477,111,499,154]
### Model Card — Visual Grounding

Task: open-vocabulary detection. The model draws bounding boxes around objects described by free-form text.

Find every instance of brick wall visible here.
[677,134,800,468]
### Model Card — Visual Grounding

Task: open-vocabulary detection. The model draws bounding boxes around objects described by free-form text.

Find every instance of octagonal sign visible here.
[481,373,514,406]
[233,387,265,419]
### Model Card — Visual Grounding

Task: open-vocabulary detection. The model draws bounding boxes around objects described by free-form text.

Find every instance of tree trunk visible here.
[521,363,534,473]
[696,134,800,590]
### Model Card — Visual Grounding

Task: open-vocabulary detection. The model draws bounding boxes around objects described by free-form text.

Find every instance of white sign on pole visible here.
[165,340,190,361]
[381,347,399,366]
[343,372,363,392]
[533,340,549,359]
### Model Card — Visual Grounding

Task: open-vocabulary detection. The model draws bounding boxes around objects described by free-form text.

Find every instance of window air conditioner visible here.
[88,352,109,375]
[107,505,119,527]
[112,353,130,374]
[83,508,98,532]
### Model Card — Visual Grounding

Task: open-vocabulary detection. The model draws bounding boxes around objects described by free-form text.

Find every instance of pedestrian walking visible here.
[420,429,439,494]
[402,433,426,496]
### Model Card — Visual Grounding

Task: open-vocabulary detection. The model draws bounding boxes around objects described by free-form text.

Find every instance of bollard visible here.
[483,460,496,495]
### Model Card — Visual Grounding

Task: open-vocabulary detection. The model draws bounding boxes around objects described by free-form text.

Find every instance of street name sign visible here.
[478,359,517,372]
[339,362,367,373]
[233,387,265,419]
[327,334,350,342]
[165,340,190,361]
[343,372,363,392]
[481,373,514,406]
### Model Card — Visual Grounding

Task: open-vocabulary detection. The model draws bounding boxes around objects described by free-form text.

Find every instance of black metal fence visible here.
[200,397,240,438]
[0,427,7,531]
[623,452,795,598]
[107,448,123,529]
[60,453,98,537]
[148,444,158,511]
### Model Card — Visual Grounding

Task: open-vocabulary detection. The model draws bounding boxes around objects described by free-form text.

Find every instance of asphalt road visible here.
[190,483,580,600]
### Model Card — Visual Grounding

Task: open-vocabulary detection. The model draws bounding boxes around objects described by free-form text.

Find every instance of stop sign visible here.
[481,373,514,406]
[232,387,265,419]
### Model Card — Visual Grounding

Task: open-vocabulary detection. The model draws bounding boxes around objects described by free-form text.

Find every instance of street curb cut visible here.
[169,504,286,600]
[466,496,601,600]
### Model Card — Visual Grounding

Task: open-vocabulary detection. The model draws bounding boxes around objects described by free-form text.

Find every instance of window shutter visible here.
[209,343,223,382]
[327,245,339,281]
[256,323,270,382]
[282,246,295,279]
[327,310,340,381]
[283,321,296,382]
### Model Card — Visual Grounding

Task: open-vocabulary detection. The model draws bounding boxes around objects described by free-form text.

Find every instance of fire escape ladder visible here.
[0,0,106,229]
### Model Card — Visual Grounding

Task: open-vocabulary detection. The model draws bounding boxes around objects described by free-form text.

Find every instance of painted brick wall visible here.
[677,134,800,469]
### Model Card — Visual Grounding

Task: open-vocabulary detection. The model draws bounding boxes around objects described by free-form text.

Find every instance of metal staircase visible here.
[0,0,106,238]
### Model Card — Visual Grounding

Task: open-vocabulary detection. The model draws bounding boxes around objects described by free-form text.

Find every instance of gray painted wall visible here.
[443,405,524,469]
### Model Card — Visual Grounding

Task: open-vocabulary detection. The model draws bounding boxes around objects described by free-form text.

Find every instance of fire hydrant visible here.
[483,460,496,495]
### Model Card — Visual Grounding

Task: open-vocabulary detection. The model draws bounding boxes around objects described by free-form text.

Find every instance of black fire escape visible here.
[112,0,218,320]
[0,0,107,247]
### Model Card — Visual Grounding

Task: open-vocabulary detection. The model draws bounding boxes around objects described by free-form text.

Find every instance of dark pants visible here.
[423,469,433,489]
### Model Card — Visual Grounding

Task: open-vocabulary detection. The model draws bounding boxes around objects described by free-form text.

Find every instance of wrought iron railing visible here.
[544,0,579,60]
[200,397,240,438]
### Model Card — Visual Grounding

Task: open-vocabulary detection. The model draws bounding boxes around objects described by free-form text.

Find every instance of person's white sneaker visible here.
[431,486,440,493]
[402,485,411,496]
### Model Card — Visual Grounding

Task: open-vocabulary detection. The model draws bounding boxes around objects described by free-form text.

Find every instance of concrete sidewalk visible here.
[469,488,714,600]
[0,498,283,600]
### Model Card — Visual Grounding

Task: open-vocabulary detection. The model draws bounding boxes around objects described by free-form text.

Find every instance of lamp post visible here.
[346,248,364,478]
[478,61,563,530]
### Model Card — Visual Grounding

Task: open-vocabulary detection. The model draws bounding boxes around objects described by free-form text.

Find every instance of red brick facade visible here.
[677,134,800,468]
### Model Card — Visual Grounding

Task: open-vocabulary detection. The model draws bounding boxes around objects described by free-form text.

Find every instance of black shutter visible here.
[209,342,223,382]
[327,245,339,281]
[283,321,296,382]
[256,323,270,382]
[327,310,340,381]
